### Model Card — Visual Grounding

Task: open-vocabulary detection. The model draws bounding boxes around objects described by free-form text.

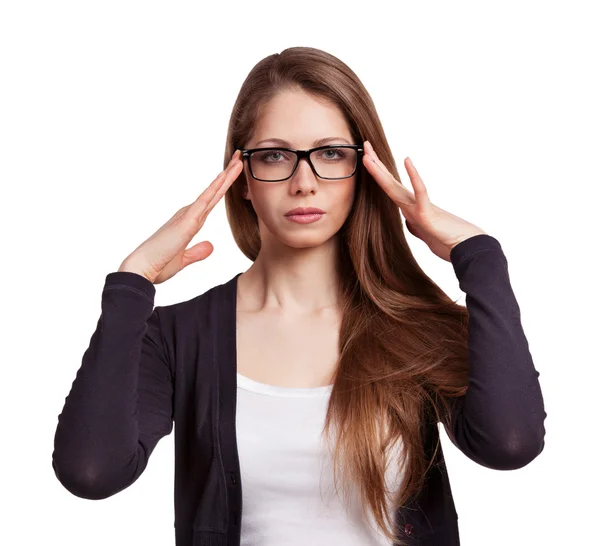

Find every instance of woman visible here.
[52,46,547,545]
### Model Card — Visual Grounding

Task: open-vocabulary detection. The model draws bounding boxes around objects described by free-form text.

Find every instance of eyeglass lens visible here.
[249,147,357,181]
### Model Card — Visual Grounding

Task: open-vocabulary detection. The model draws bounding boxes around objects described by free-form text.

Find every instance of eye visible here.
[255,149,291,163]
[318,147,347,161]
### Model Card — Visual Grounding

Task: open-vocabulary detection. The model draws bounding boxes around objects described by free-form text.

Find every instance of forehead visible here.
[250,90,352,148]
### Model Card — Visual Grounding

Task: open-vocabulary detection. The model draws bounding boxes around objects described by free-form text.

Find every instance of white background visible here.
[1,1,597,544]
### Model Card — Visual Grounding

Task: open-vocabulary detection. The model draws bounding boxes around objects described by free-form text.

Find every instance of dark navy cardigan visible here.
[52,234,547,545]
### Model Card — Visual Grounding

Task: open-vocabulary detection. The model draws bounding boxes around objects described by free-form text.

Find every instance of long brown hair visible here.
[222,46,469,545]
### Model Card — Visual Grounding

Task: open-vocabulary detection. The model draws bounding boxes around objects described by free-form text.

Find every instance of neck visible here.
[238,235,342,315]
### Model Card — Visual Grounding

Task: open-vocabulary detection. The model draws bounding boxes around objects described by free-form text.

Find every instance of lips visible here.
[284,207,325,216]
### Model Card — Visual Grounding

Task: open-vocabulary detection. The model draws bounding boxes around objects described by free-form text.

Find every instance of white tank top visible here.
[235,372,405,545]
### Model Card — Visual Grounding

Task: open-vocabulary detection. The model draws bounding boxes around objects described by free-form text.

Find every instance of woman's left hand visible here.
[362,140,487,262]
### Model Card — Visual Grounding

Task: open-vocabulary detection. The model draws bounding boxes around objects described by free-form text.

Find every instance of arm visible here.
[52,271,174,499]
[444,234,546,470]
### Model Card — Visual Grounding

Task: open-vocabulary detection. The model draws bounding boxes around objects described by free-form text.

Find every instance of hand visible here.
[362,141,487,262]
[119,149,244,284]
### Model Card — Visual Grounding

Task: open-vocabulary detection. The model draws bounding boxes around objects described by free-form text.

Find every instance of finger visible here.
[364,141,403,181]
[201,152,240,204]
[190,152,242,217]
[404,157,429,202]
[183,240,214,265]
[363,151,416,206]
[204,157,243,213]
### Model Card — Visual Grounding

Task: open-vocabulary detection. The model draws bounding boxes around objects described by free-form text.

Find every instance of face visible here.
[241,89,358,250]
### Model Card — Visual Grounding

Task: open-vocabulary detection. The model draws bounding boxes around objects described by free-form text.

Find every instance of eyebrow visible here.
[254,136,351,148]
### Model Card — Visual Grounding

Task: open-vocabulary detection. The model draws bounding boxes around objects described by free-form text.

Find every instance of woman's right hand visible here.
[118,149,244,284]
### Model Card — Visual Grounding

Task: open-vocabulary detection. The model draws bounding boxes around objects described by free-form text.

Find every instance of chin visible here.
[281,237,330,249]
[277,226,342,249]
[257,214,345,249]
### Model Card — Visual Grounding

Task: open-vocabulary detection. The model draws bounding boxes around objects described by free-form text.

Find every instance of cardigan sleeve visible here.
[443,234,546,470]
[52,271,174,499]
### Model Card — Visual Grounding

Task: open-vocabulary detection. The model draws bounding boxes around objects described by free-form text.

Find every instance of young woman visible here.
[52,47,547,546]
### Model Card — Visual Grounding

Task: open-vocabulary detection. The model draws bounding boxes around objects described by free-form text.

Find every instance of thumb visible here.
[183,241,214,266]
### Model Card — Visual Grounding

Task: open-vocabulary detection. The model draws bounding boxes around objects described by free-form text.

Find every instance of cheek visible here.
[244,167,271,201]
[245,182,280,221]
[339,178,357,214]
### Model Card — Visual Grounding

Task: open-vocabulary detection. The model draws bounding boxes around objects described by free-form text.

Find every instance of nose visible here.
[289,156,319,194]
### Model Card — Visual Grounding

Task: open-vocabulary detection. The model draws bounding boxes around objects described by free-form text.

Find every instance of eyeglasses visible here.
[241,144,364,182]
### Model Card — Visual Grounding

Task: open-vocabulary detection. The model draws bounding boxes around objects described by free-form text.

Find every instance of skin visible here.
[233,88,487,387]
[362,143,487,262]
[237,89,358,316]
[233,88,360,387]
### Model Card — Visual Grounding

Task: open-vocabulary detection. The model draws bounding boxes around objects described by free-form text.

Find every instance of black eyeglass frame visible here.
[240,144,364,182]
